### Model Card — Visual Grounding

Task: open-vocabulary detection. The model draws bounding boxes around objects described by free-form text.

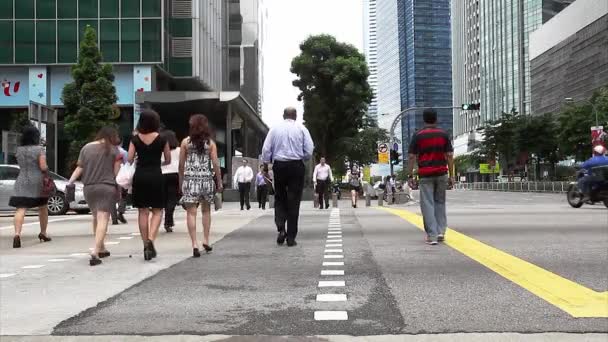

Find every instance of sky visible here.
[261,0,364,128]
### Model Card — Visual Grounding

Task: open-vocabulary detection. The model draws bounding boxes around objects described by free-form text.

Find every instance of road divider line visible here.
[318,280,345,287]
[0,217,79,231]
[47,259,69,262]
[118,236,134,240]
[324,255,344,259]
[21,265,45,269]
[323,261,344,266]
[105,241,120,245]
[324,249,343,253]
[316,294,347,302]
[379,207,608,318]
[0,273,16,278]
[327,239,343,243]
[326,244,342,247]
[314,311,348,320]
[321,270,345,276]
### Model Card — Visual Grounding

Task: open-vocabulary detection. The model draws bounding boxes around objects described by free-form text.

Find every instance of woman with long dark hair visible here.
[67,126,122,266]
[179,114,222,257]
[9,126,51,248]
[160,130,180,232]
[128,110,171,261]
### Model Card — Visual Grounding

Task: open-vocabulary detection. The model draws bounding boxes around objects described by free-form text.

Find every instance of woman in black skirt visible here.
[9,126,51,248]
[161,130,180,232]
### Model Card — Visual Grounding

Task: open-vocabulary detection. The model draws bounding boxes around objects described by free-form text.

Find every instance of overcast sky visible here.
[261,0,364,127]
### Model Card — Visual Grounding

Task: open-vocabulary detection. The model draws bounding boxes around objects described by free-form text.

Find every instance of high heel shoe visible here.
[13,236,21,248]
[203,244,213,253]
[193,248,201,258]
[89,255,102,266]
[99,250,111,258]
[148,240,157,258]
[143,244,153,261]
[38,233,52,242]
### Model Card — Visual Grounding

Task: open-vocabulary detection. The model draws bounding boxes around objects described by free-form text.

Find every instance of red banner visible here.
[591,126,607,149]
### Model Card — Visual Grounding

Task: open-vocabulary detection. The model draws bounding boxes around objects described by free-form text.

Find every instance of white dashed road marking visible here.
[318,280,345,287]
[324,254,344,259]
[316,294,347,302]
[0,273,16,279]
[323,261,344,266]
[21,265,45,269]
[47,259,69,262]
[314,311,348,320]
[69,253,89,257]
[326,243,342,247]
[327,239,342,243]
[130,232,141,236]
[105,241,120,245]
[321,270,344,276]
[118,236,134,240]
[324,249,343,253]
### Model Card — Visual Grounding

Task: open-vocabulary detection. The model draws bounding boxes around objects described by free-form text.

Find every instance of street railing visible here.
[455,181,571,193]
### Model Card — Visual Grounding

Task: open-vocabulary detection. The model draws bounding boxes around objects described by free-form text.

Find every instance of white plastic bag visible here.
[116,162,135,190]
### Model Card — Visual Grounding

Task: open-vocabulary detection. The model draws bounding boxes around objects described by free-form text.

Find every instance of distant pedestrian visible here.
[161,130,181,233]
[390,175,397,204]
[348,166,362,208]
[9,126,51,248]
[313,157,333,209]
[67,126,122,266]
[261,107,314,246]
[234,159,254,210]
[111,139,128,225]
[128,110,171,261]
[407,108,454,245]
[179,114,223,257]
[256,165,269,210]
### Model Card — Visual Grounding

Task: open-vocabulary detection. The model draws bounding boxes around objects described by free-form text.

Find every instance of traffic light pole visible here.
[388,106,461,175]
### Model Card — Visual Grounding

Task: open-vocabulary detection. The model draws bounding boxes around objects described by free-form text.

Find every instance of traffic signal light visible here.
[461,103,480,110]
[390,149,401,165]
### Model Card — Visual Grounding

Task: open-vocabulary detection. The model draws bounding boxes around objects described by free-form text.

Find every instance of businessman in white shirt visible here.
[234,159,254,210]
[313,157,333,209]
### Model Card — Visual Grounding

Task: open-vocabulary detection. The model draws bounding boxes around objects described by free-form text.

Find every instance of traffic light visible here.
[461,103,480,110]
[390,149,401,165]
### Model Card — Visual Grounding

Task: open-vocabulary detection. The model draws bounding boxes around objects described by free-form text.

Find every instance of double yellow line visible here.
[379,207,608,318]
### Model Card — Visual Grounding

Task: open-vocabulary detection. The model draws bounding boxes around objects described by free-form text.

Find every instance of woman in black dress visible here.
[128,110,171,261]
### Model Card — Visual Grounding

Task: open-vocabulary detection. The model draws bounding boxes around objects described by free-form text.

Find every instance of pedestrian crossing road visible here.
[0,191,606,340]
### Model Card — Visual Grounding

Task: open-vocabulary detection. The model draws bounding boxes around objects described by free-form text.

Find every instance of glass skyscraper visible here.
[397,0,453,160]
[363,0,378,120]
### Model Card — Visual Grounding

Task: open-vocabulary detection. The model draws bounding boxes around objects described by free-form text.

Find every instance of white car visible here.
[0,164,89,215]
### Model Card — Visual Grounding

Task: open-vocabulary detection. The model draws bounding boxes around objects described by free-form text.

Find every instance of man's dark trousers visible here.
[316,179,329,209]
[238,182,251,210]
[273,160,305,242]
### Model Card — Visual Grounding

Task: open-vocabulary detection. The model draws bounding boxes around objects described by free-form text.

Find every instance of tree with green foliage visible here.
[475,112,520,173]
[557,86,608,161]
[291,34,373,165]
[62,25,117,167]
[337,117,389,170]
[9,111,31,132]
[514,113,559,177]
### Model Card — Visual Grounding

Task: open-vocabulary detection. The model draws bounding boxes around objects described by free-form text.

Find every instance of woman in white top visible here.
[161,130,181,232]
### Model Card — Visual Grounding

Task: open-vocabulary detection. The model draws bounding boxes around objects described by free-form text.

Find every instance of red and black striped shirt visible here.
[408,127,453,177]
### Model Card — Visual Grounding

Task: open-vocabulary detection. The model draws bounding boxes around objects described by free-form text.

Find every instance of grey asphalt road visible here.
[40,191,607,337]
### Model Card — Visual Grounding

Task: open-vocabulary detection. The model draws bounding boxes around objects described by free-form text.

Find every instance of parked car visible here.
[0,164,89,215]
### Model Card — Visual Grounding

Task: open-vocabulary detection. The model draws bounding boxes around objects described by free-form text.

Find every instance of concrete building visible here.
[530,0,608,115]
[363,0,379,120]
[397,0,453,161]
[0,0,267,183]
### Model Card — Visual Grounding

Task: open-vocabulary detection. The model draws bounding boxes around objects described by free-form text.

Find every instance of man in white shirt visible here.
[261,107,314,247]
[234,159,254,210]
[313,157,333,210]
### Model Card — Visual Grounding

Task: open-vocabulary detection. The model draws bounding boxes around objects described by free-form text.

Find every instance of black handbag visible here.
[65,183,76,203]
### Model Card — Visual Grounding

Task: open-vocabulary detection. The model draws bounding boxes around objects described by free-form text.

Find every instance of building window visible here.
[121,19,140,62]
[15,21,35,63]
[37,0,57,19]
[37,20,57,63]
[100,20,120,62]
[79,0,98,18]
[101,0,120,18]
[142,0,161,17]
[58,20,78,62]
[121,0,140,18]
[57,0,78,19]
[16,0,35,19]
[0,1,13,19]
[142,19,161,62]
[0,21,13,63]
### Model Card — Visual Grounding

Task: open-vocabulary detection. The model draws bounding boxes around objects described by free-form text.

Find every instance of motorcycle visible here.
[567,167,608,208]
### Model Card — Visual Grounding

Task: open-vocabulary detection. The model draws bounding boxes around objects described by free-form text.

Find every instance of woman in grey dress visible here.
[68,127,122,266]
[178,114,222,257]
[9,126,51,248]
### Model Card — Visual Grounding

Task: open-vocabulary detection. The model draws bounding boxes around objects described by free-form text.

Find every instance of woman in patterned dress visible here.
[178,114,223,257]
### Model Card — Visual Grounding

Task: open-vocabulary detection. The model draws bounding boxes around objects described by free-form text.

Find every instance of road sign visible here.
[378,143,388,153]
[378,143,389,164]
[393,142,399,151]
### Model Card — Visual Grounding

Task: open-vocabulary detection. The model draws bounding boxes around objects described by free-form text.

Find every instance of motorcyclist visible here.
[578,145,608,200]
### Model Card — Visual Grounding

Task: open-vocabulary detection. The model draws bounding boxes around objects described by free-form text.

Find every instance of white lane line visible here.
[130,232,141,236]
[69,253,89,257]
[47,259,69,262]
[327,235,342,239]
[21,265,45,269]
[326,239,342,243]
[324,249,343,253]
[328,224,341,227]
[316,294,347,302]
[327,232,342,235]
[118,236,134,240]
[319,280,345,287]
[0,217,77,231]
[328,227,341,230]
[325,244,342,247]
[321,270,344,276]
[0,273,16,279]
[323,261,344,266]
[315,311,348,320]
[105,241,120,245]
[324,254,344,259]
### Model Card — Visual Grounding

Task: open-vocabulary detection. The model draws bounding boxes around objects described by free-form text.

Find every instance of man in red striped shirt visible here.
[407,109,454,245]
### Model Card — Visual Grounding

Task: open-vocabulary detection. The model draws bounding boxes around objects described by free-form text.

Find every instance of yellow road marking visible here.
[379,207,608,318]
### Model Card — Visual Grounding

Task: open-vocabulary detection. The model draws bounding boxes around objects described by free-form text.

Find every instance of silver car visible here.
[0,164,89,215]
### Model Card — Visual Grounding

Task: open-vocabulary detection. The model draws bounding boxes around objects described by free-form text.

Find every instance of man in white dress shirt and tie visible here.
[262,107,314,246]
[234,159,254,210]
[313,157,333,210]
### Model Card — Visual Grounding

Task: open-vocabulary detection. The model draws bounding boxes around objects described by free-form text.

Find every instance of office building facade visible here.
[363,0,378,120]
[397,0,453,161]
[530,0,608,115]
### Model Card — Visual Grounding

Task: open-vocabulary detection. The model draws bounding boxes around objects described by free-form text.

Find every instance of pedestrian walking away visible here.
[256,165,270,210]
[179,114,223,257]
[110,139,128,225]
[67,126,122,266]
[261,107,314,247]
[128,109,171,261]
[313,157,332,209]
[234,159,254,210]
[407,108,454,245]
[9,125,51,248]
[161,130,181,233]
[349,166,362,208]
